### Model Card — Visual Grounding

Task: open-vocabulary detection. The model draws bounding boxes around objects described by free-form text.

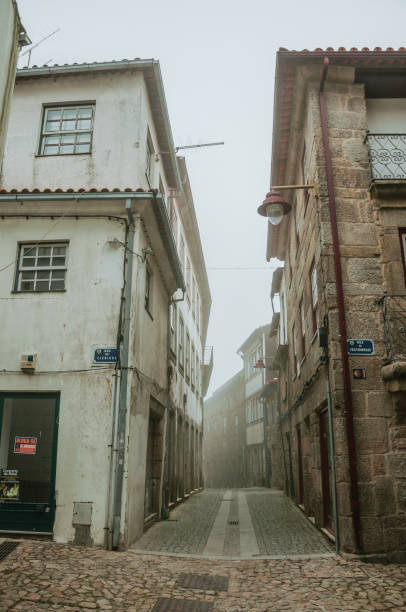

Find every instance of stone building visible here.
[203,370,245,488]
[238,325,272,487]
[0,59,211,548]
[262,48,406,561]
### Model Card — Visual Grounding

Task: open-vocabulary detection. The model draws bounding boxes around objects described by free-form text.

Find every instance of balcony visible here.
[367,134,406,197]
[381,294,406,391]
[202,346,213,397]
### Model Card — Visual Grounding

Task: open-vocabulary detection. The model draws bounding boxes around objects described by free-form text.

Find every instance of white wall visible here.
[366,99,406,133]
[2,70,170,194]
[246,422,264,445]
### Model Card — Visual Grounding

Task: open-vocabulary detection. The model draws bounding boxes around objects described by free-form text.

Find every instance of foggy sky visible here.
[16,0,406,394]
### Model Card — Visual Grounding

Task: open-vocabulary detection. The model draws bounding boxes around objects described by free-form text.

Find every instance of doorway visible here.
[319,409,333,532]
[0,393,60,533]
[297,424,304,506]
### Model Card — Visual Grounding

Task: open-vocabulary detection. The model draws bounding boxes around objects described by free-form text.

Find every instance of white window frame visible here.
[40,104,95,156]
[15,242,68,292]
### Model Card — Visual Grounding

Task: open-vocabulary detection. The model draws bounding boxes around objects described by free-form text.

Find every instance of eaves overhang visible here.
[0,189,185,294]
[16,59,181,193]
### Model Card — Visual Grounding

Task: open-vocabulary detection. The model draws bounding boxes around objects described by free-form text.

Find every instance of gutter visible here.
[0,191,185,293]
[319,57,362,553]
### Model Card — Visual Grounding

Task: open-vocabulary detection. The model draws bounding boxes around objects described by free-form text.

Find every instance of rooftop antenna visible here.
[175,141,224,153]
[19,28,61,68]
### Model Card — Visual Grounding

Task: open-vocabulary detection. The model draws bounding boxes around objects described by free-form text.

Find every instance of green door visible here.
[0,393,60,533]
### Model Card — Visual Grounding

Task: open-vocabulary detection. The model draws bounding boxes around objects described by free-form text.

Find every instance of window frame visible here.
[310,261,318,336]
[39,104,95,157]
[169,303,177,359]
[14,241,69,293]
[178,315,185,371]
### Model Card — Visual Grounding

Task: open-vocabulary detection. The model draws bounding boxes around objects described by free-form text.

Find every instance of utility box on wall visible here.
[72,502,92,526]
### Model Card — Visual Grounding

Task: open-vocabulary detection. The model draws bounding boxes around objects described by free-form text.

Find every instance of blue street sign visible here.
[347,339,375,356]
[93,348,118,363]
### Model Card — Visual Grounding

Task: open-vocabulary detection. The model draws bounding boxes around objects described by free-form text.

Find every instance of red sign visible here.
[14,436,37,455]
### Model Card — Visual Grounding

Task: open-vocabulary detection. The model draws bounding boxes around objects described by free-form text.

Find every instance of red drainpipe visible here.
[319,57,362,553]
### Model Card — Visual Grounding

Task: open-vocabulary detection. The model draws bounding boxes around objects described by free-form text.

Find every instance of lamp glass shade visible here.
[267,203,284,225]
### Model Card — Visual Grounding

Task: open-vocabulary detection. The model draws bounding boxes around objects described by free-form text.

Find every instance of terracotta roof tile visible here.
[0,187,151,195]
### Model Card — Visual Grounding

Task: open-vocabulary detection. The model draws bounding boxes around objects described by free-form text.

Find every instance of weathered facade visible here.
[265,48,406,561]
[203,370,245,488]
[238,325,272,487]
[0,60,211,548]
[0,0,30,165]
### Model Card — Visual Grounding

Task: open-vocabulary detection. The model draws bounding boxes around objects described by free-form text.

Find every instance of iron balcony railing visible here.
[366,134,406,180]
[382,294,406,363]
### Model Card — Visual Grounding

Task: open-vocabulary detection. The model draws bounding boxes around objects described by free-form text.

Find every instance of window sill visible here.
[11,289,66,294]
[35,152,92,158]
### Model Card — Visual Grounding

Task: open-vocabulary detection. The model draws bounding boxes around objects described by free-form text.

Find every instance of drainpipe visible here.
[112,199,135,549]
[319,57,362,553]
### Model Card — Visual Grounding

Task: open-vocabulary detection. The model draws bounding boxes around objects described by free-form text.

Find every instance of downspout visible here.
[319,57,362,553]
[112,199,135,549]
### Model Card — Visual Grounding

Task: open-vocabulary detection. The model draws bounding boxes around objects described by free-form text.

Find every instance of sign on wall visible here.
[14,436,37,455]
[0,471,20,501]
[347,339,375,356]
[93,348,118,363]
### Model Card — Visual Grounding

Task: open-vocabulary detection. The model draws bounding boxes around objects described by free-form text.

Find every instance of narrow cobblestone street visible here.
[1,488,406,611]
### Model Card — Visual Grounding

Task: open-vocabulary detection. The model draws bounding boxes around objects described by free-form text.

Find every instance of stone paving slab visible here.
[0,539,406,611]
[246,489,333,556]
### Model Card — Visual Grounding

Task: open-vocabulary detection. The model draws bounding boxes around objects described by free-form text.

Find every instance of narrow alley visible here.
[1,490,406,610]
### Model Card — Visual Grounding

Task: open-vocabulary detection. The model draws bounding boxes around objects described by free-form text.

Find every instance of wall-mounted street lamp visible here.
[257,184,318,225]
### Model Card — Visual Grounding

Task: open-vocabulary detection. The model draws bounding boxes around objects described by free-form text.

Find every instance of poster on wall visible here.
[14,436,37,454]
[0,470,20,501]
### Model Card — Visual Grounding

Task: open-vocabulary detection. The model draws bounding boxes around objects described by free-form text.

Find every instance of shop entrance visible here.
[0,393,60,533]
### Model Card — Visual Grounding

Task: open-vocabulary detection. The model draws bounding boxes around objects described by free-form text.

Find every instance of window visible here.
[170,303,177,356]
[192,276,196,318]
[178,315,184,369]
[15,242,68,292]
[145,132,154,183]
[293,323,298,376]
[40,105,94,156]
[196,292,200,331]
[235,414,239,433]
[310,261,318,335]
[196,355,200,396]
[399,228,406,284]
[145,264,153,314]
[185,330,191,381]
[223,417,227,434]
[179,235,185,274]
[186,257,191,305]
[191,343,195,389]
[170,202,178,246]
[299,298,306,359]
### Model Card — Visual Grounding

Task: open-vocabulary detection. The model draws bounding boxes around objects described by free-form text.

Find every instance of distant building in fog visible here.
[203,370,245,488]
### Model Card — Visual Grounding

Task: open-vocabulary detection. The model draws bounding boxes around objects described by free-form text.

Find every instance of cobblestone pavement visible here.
[1,538,406,611]
[135,488,333,558]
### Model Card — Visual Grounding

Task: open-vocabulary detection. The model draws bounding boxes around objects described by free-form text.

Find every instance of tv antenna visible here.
[19,28,61,68]
[175,141,224,153]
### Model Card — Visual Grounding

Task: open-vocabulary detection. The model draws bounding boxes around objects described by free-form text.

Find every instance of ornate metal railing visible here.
[382,294,406,363]
[366,134,406,180]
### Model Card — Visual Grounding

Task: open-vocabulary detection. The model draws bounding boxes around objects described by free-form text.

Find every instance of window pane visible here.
[53,246,66,256]
[37,257,51,267]
[78,108,92,118]
[21,257,35,268]
[43,146,58,155]
[21,271,35,280]
[60,145,74,154]
[35,281,49,291]
[44,136,60,145]
[50,280,65,290]
[61,120,75,131]
[51,270,65,279]
[77,119,91,130]
[61,134,75,144]
[47,109,61,120]
[21,281,34,291]
[38,247,51,256]
[37,270,50,280]
[62,108,77,119]
[75,144,90,154]
[77,132,91,143]
[45,121,60,132]
[23,246,36,255]
[51,257,66,266]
